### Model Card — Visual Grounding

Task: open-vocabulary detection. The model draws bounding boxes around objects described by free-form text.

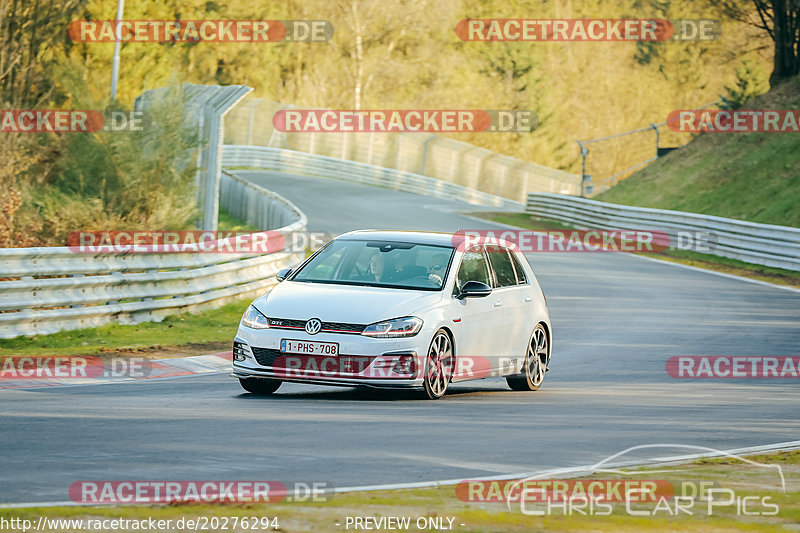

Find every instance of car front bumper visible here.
[231,326,429,389]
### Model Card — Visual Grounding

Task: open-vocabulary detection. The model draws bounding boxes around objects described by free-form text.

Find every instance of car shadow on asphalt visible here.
[234,384,514,402]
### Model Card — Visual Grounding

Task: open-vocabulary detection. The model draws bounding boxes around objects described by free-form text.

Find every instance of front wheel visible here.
[422,330,455,400]
[239,378,282,395]
[507,323,549,391]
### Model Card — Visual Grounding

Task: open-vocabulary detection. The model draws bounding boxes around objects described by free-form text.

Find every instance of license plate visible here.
[280,339,339,356]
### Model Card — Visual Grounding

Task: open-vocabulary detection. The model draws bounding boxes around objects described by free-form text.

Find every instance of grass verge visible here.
[593,76,800,227]
[2,450,797,532]
[217,208,261,233]
[480,212,800,289]
[0,298,249,358]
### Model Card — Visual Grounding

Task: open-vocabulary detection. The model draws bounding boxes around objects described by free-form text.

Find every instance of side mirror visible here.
[457,280,492,299]
[276,268,293,282]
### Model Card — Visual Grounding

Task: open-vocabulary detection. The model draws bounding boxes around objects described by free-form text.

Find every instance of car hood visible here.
[252,281,444,324]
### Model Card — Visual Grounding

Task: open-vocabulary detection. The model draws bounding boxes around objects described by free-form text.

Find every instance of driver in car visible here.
[427,252,449,286]
[365,251,385,282]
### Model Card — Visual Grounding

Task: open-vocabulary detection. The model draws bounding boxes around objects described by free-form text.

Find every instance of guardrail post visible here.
[68,274,84,308]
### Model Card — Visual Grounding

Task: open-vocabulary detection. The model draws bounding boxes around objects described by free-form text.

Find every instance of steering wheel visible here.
[411,274,440,286]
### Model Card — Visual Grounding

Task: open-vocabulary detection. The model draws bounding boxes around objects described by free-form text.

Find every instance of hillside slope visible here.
[595,76,800,228]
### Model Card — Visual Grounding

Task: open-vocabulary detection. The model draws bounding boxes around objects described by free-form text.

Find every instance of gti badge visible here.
[305,318,322,335]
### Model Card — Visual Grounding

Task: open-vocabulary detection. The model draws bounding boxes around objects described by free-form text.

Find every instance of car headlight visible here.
[361,316,423,338]
[241,305,270,329]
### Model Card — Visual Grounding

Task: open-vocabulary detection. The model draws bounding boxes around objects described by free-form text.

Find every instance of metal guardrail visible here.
[136,84,253,231]
[223,97,583,202]
[0,189,307,339]
[220,169,307,231]
[222,145,525,212]
[526,193,800,271]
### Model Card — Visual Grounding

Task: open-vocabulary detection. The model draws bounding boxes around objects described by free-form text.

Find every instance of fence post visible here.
[576,140,592,197]
[650,122,660,158]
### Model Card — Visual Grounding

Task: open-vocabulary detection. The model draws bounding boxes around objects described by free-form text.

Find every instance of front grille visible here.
[250,346,375,373]
[267,318,305,329]
[321,321,366,333]
[266,317,366,334]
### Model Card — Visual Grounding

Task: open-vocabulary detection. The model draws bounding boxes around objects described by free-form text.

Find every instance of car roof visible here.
[337,230,456,247]
[335,230,516,250]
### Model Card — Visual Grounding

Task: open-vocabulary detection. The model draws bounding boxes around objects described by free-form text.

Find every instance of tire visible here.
[422,330,455,400]
[239,378,282,395]
[507,323,549,391]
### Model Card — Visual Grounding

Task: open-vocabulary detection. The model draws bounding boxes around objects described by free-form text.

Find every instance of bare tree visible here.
[714,0,800,85]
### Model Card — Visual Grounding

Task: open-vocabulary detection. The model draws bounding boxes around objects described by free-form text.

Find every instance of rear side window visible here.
[509,251,528,284]
[486,246,517,287]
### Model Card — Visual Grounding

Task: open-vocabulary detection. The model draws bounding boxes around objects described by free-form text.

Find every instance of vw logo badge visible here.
[305,318,322,335]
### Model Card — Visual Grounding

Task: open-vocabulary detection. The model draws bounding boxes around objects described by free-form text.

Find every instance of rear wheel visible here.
[507,323,548,391]
[422,330,454,400]
[239,378,282,395]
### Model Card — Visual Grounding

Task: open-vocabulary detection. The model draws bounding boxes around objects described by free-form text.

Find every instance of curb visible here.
[0,352,231,390]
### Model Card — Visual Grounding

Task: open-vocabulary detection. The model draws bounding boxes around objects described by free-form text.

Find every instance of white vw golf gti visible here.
[232,230,552,399]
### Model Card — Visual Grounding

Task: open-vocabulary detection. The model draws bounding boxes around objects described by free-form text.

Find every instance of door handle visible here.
[493,300,503,307]
[524,296,533,302]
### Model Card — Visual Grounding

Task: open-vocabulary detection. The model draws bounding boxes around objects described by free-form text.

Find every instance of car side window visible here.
[455,246,490,292]
[508,251,528,284]
[486,245,517,288]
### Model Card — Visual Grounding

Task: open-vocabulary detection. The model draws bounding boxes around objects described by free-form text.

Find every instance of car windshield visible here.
[291,239,454,291]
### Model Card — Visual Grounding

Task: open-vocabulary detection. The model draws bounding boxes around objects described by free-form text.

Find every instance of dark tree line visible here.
[715,0,800,85]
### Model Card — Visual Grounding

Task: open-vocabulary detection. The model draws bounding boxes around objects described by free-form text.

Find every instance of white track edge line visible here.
[2,440,798,509]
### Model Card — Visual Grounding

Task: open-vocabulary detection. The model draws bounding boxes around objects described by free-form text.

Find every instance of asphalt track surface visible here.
[1,170,798,505]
